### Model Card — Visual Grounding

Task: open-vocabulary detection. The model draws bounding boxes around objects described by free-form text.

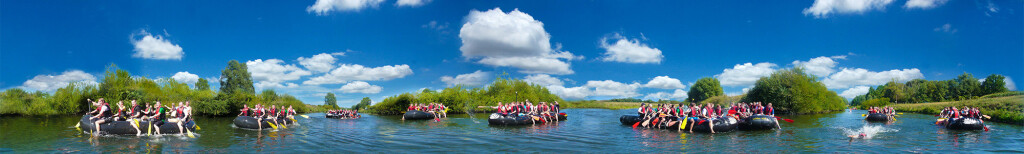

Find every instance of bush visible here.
[742,68,847,114]
[365,77,565,115]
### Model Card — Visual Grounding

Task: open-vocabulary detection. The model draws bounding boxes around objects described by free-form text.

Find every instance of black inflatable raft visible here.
[943,117,985,130]
[78,115,196,135]
[403,110,436,120]
[487,113,567,125]
[739,115,779,130]
[618,115,739,133]
[233,116,294,129]
[865,113,891,122]
[326,114,360,119]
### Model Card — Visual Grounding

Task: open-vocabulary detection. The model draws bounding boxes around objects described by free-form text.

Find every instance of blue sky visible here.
[3,0,1021,107]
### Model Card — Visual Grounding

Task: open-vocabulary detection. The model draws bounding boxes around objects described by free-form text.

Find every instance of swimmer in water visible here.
[848,133,867,142]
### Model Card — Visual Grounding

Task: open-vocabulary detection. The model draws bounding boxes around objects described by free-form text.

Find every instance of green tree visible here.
[219,60,255,95]
[688,77,724,103]
[325,92,338,109]
[352,97,371,110]
[981,74,1008,95]
[216,60,256,114]
[195,78,210,91]
[951,73,981,100]
[741,68,846,114]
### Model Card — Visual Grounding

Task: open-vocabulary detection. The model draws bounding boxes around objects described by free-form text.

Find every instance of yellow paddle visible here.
[680,117,688,129]
[147,122,153,136]
[186,129,196,138]
[75,121,81,128]
[267,122,279,130]
[300,115,310,119]
[291,118,298,122]
[861,114,867,117]
[281,122,288,129]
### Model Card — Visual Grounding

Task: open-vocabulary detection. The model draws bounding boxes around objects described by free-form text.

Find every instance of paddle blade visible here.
[267,122,279,130]
[897,113,903,115]
[861,114,867,117]
[196,124,201,130]
[75,122,81,128]
[783,119,794,123]
[633,122,640,128]
[301,115,310,119]
[698,120,705,125]
[186,130,196,138]
[934,115,940,117]
[984,126,989,132]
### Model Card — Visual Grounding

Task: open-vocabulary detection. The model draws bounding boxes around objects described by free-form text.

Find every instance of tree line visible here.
[850,73,1011,107]
[0,61,327,116]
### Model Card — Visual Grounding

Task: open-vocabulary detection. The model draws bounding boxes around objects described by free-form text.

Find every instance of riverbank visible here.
[891,95,1023,125]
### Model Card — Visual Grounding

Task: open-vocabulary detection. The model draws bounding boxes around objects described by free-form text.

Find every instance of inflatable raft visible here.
[942,117,985,130]
[619,115,738,133]
[738,115,778,130]
[865,113,891,122]
[326,114,360,119]
[233,116,293,129]
[487,113,567,125]
[78,115,196,135]
[403,110,436,120]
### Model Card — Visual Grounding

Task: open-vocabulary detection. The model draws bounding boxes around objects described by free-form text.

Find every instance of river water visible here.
[1,109,1022,153]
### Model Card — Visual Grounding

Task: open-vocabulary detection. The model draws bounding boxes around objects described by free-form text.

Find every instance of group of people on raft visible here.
[407,103,448,118]
[634,102,776,133]
[237,104,298,130]
[867,106,897,121]
[490,100,561,123]
[938,106,988,123]
[85,98,193,136]
[326,109,360,119]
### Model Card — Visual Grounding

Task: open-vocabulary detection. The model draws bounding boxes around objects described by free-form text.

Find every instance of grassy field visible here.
[891,95,1023,125]
[562,101,642,110]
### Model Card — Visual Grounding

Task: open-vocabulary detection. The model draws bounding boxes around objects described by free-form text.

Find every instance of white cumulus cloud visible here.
[905,0,948,9]
[171,72,200,85]
[339,81,383,94]
[803,0,895,18]
[396,0,429,7]
[524,74,563,86]
[792,56,839,77]
[716,62,778,87]
[459,8,578,75]
[131,30,183,60]
[839,86,871,99]
[20,70,98,92]
[585,80,642,98]
[644,89,688,101]
[246,59,312,83]
[644,76,685,89]
[546,85,591,100]
[822,68,924,89]
[440,70,491,87]
[599,33,663,64]
[1005,76,1017,91]
[304,64,413,85]
[298,53,339,73]
[307,0,384,15]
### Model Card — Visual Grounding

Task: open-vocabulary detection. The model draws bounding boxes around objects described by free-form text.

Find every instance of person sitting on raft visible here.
[146,101,168,135]
[110,101,128,121]
[87,98,113,136]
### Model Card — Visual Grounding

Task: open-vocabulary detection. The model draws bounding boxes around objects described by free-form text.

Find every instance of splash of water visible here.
[839,125,898,139]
